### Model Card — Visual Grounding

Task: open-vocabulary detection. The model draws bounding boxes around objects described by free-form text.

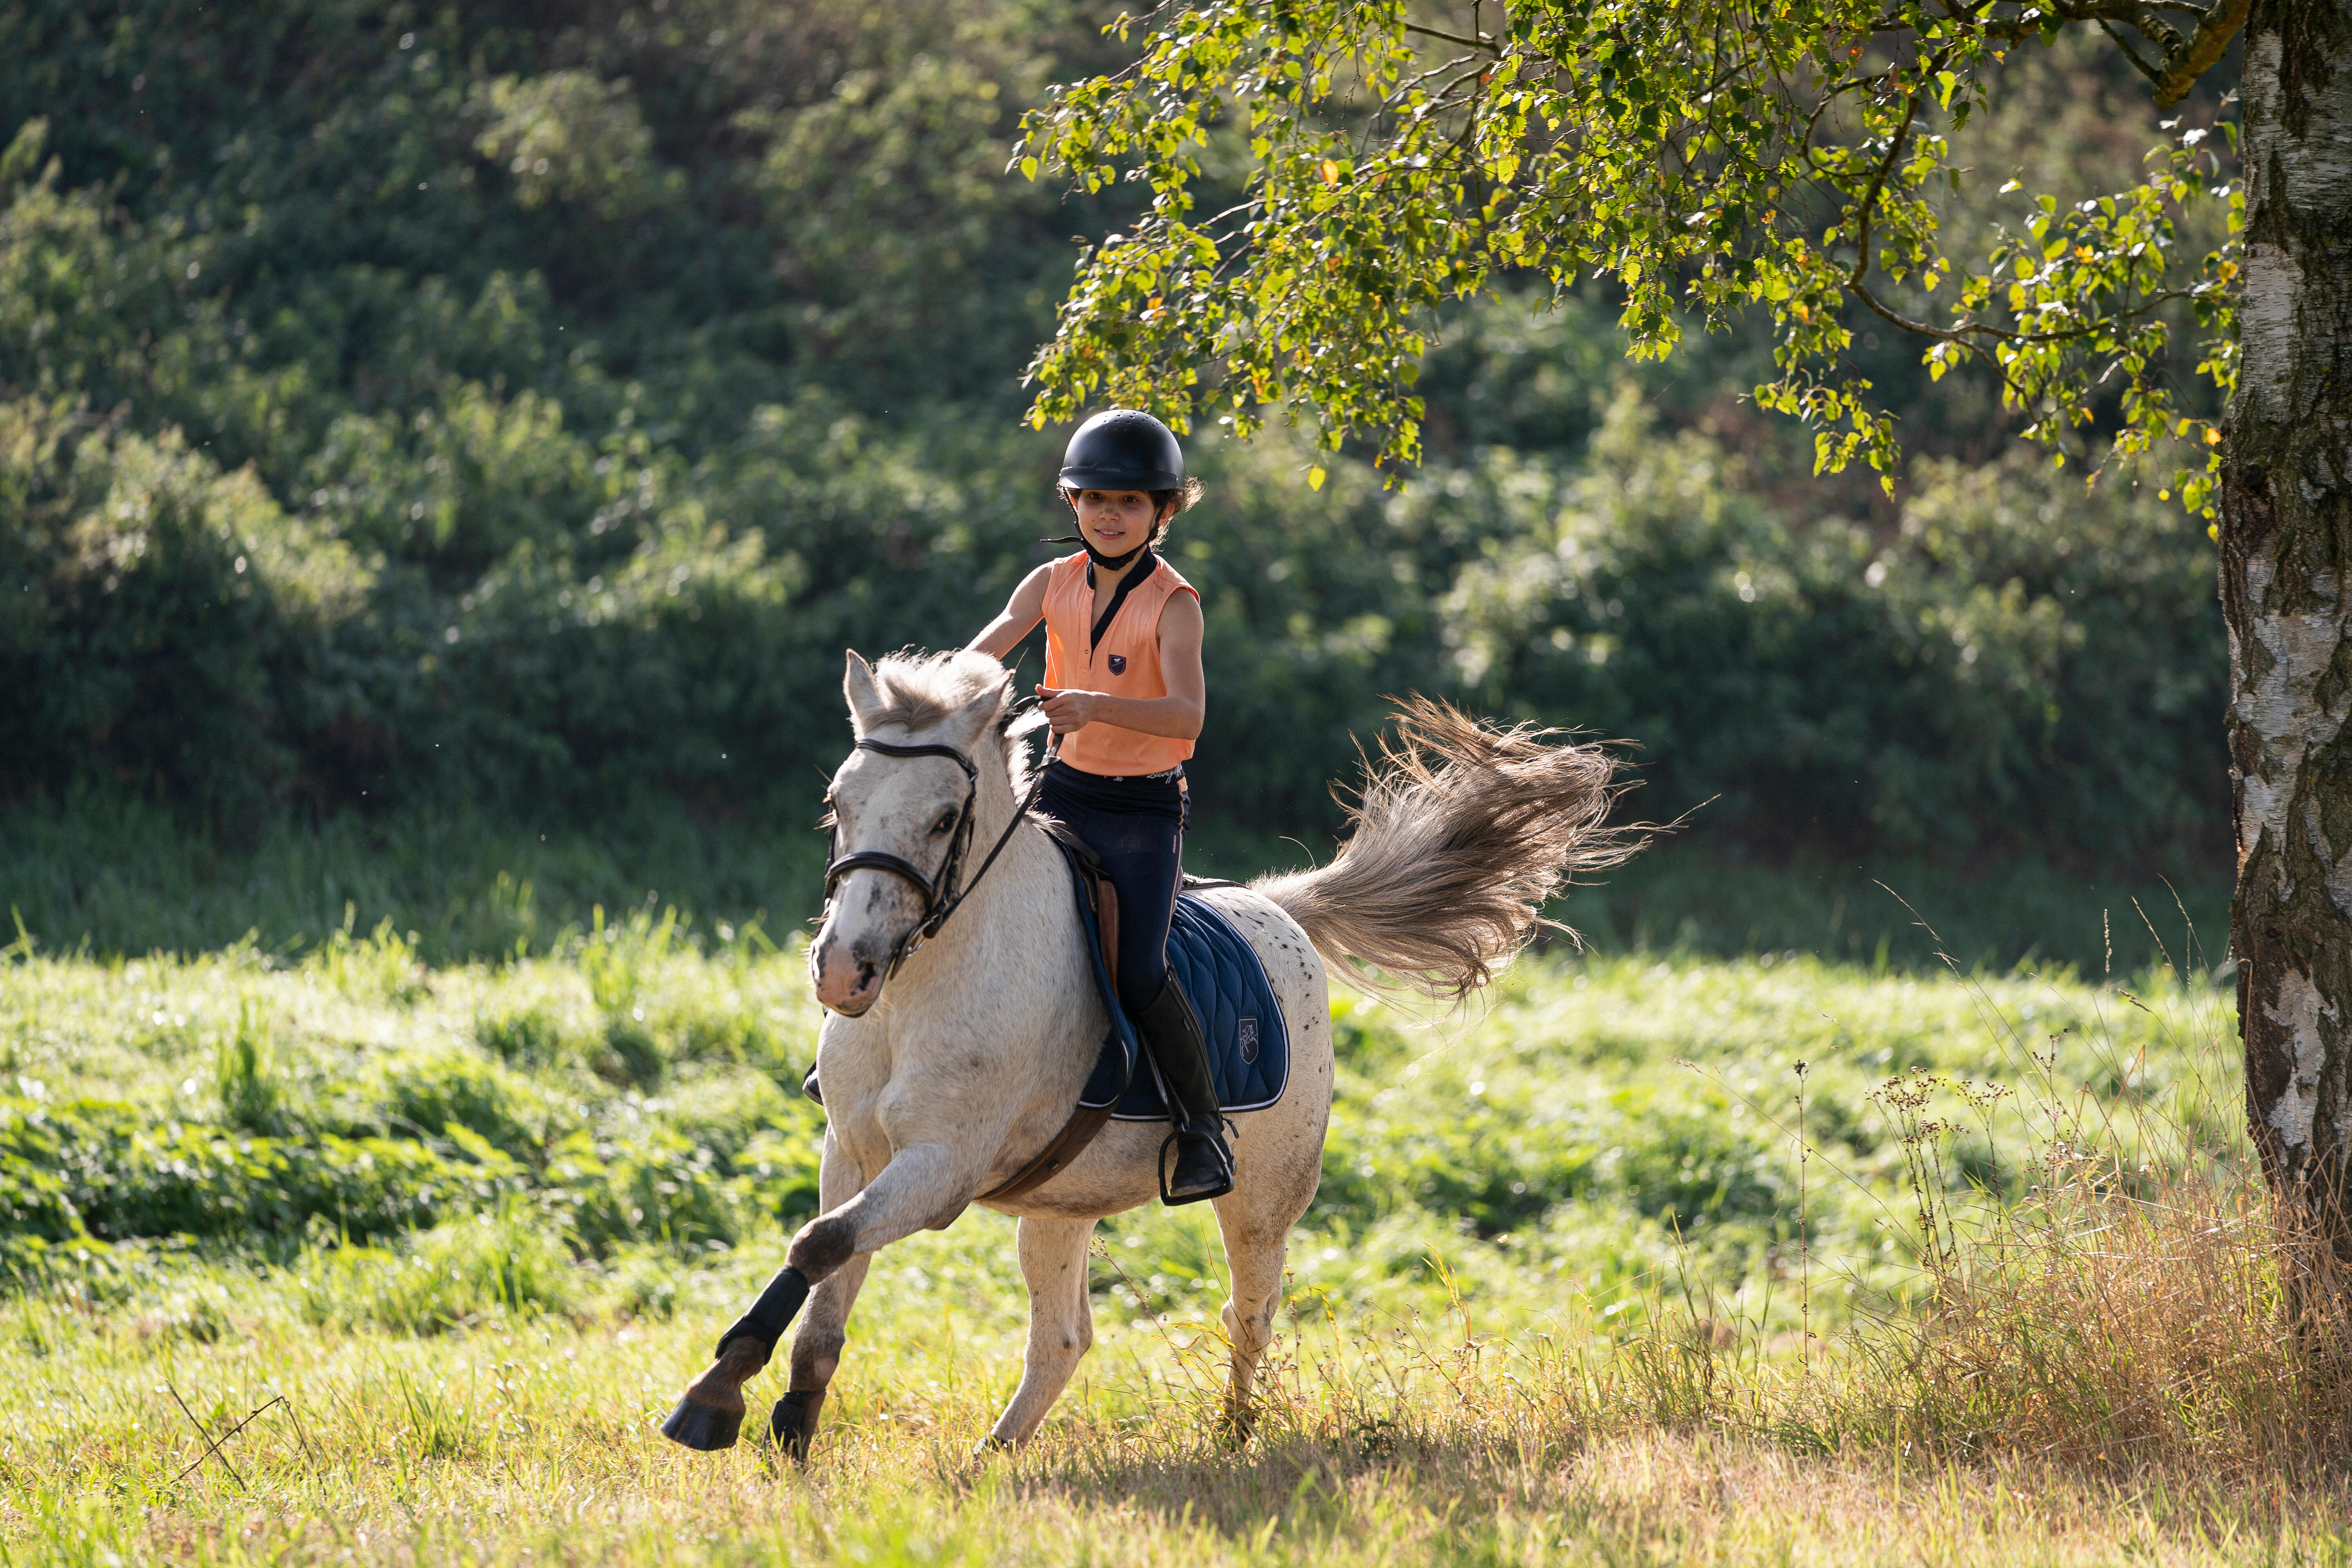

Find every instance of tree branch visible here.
[1403,19,1499,53]
[2099,18,2168,83]
[2152,0,2249,106]
[1978,0,2202,44]
[1386,51,1479,113]
[1848,81,1928,286]
[1843,270,2205,347]
[1969,0,2244,105]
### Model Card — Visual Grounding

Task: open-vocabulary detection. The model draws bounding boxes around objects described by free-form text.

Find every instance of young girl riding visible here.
[966,409,1234,1204]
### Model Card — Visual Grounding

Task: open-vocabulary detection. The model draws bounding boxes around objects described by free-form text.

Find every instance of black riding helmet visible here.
[1049,409,1197,572]
[1059,409,1185,492]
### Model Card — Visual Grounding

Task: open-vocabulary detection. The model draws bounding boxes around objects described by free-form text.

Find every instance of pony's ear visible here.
[843,650,882,735]
[942,664,1016,750]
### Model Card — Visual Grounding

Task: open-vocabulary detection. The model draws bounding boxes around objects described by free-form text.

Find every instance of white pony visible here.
[662,649,1633,1454]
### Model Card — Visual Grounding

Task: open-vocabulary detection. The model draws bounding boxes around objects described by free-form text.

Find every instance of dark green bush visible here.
[0,0,2229,916]
[1316,1073,1788,1238]
[0,1069,817,1252]
[551,1123,742,1251]
[474,1004,575,1070]
[0,1100,83,1240]
[1427,396,2225,858]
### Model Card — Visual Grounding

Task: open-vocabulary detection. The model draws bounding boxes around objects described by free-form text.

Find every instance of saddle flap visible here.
[1039,817,1122,1001]
[977,832,1288,1206]
[1034,820,1139,1110]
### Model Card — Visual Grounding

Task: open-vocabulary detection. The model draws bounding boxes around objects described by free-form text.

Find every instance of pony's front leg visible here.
[771,1132,874,1462]
[663,1127,867,1452]
[662,1139,982,1451]
[981,1216,1097,1450]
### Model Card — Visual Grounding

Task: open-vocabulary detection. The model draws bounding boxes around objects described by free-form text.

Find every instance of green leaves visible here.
[470,73,679,222]
[1956,133,2239,509]
[1020,0,2239,511]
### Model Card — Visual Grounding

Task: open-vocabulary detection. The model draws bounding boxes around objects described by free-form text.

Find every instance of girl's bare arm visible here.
[967,564,1053,660]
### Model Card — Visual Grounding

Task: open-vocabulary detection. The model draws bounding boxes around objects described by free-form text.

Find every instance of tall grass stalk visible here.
[1796,1055,1811,1375]
[1800,931,2347,1486]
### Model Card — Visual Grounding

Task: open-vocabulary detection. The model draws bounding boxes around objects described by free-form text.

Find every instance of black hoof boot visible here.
[660,1396,744,1451]
[768,1389,824,1463]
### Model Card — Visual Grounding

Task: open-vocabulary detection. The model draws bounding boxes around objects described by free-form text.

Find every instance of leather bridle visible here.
[821,722,1048,975]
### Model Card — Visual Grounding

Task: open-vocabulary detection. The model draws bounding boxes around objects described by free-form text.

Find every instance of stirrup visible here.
[1157,1120,1235,1206]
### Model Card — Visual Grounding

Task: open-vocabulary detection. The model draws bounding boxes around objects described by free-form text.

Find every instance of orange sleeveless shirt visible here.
[1042,550,1201,777]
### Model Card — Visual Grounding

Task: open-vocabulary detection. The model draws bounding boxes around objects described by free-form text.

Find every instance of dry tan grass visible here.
[13,1179,2352,1566]
[1835,1178,2345,1484]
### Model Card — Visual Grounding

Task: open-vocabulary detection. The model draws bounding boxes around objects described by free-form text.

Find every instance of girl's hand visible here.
[1036,685,1103,734]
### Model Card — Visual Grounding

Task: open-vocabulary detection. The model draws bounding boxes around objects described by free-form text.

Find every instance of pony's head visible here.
[809,648,1035,1015]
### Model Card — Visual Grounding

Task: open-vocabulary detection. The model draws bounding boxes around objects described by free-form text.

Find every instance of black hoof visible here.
[972,1431,1015,1456]
[659,1396,743,1451]
[768,1389,823,1463]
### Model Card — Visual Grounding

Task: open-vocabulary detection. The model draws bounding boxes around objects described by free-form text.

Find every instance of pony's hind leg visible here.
[1212,1187,1302,1440]
[982,1215,1097,1450]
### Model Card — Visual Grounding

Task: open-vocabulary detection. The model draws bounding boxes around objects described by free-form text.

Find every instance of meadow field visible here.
[9,904,2350,1565]
[0,2,2289,1560]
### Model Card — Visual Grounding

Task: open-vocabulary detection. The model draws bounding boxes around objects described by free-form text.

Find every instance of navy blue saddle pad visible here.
[1113,894,1291,1121]
[1052,842,1290,1120]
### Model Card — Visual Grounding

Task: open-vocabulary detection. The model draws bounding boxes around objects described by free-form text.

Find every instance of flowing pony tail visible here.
[1252,696,1648,1004]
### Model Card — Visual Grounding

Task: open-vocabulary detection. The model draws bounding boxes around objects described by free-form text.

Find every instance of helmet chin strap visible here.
[1040,532,1150,572]
[1041,498,1168,573]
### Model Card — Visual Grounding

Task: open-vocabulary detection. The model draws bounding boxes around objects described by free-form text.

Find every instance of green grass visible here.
[2,789,2229,974]
[0,914,2236,1328]
[0,789,833,965]
[12,907,2334,1564]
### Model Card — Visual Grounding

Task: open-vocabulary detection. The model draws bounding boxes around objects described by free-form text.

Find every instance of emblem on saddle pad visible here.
[1107,653,1127,675]
[1238,1016,1260,1063]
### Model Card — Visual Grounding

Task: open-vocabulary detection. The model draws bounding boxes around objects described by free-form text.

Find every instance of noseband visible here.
[821,721,1047,973]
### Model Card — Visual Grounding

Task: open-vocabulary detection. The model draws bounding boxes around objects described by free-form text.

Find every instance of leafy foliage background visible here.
[0,0,2226,944]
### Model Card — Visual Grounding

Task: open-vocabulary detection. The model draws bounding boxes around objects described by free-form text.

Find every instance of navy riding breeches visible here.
[1036,759,1186,1017]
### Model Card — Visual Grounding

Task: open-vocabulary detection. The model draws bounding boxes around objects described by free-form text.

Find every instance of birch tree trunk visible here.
[2225,0,2352,1252]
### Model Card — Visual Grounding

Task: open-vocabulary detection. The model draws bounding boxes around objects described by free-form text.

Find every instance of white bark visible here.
[2225,0,2352,1226]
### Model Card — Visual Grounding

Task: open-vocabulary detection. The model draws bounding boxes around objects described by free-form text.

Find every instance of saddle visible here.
[978,826,1290,1201]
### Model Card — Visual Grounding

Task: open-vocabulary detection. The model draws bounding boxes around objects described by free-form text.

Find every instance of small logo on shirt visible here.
[1106,653,1128,675]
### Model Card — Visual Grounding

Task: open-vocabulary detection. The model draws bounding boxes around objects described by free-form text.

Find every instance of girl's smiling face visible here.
[1069,488,1163,558]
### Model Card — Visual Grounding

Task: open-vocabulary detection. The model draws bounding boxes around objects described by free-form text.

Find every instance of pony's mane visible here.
[858,649,1043,789]
[861,648,1007,734]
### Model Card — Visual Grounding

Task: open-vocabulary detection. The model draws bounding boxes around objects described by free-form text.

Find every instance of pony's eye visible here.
[932,812,957,835]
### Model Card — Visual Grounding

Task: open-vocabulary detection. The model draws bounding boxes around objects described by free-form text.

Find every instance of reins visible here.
[821,704,1051,973]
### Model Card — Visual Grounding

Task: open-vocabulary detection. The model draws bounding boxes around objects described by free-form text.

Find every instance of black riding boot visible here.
[1135,976,1234,1205]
